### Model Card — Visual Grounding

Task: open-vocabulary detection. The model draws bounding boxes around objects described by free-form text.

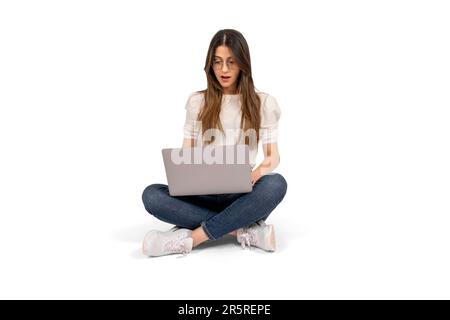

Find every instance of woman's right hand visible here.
[182,138,195,148]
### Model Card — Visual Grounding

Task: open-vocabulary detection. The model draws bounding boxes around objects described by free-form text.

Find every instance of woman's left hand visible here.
[251,169,262,186]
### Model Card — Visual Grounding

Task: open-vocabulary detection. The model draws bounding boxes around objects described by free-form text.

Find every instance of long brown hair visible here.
[195,29,261,146]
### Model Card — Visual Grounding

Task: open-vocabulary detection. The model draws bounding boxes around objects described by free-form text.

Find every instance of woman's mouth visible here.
[221,76,231,82]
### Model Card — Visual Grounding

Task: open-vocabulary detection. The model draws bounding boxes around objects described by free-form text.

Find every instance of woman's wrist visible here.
[251,168,262,185]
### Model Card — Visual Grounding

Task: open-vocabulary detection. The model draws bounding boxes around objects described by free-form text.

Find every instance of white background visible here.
[1,0,449,299]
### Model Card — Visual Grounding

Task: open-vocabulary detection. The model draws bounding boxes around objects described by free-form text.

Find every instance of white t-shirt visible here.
[183,91,281,168]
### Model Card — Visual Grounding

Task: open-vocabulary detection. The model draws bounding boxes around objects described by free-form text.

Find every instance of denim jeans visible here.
[141,172,288,240]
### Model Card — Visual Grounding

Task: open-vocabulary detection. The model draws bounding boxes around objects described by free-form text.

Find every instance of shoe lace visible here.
[164,237,190,256]
[238,229,256,249]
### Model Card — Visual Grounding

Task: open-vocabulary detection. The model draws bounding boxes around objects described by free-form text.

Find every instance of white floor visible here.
[2,180,449,300]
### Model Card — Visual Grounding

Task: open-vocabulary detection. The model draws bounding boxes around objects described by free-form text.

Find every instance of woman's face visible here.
[212,45,240,94]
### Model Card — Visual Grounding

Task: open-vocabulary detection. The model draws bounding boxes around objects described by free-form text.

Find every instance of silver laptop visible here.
[162,144,252,196]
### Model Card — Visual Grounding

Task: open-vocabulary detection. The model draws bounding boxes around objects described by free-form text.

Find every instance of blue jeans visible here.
[142,173,288,240]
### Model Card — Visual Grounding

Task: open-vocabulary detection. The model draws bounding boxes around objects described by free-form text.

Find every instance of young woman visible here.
[141,29,287,257]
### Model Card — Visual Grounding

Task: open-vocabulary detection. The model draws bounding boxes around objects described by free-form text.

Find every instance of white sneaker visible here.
[142,228,193,257]
[237,220,276,252]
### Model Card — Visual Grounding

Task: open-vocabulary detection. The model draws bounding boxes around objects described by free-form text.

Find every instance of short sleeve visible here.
[259,94,281,144]
[183,93,203,139]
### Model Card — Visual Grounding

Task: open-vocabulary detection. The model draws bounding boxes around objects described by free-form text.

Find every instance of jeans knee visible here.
[142,184,166,215]
[269,173,288,201]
